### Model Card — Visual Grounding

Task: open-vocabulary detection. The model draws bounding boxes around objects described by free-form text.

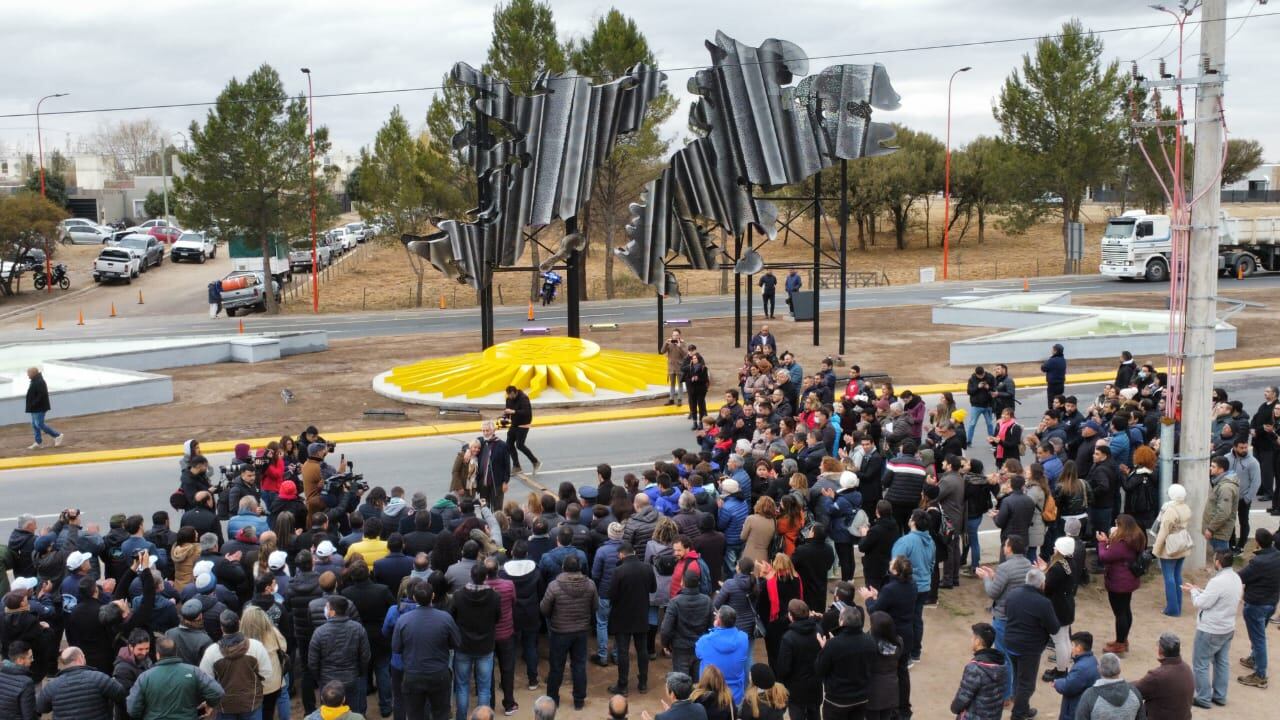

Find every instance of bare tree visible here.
[87,119,166,179]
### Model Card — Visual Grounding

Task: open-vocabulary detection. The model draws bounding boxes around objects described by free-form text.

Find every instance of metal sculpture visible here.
[404,61,666,292]
[615,31,901,297]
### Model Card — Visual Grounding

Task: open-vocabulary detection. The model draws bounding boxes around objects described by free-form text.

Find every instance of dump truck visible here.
[1100,209,1280,281]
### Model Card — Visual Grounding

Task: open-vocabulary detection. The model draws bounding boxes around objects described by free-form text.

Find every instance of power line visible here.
[1,10,1275,121]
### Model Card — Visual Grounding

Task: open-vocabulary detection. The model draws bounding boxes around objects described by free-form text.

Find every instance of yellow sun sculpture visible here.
[381,337,667,400]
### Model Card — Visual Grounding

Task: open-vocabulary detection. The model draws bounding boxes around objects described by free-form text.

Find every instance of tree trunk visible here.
[604,204,616,299]
[856,214,866,251]
[868,214,877,247]
[892,207,908,250]
[977,205,986,244]
[922,195,931,248]
[529,242,541,302]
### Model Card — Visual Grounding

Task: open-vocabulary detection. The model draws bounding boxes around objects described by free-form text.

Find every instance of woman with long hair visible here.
[259,441,285,512]
[740,496,777,564]
[1152,483,1193,616]
[1096,513,1147,654]
[694,664,736,720]
[171,526,201,590]
[278,435,300,465]
[685,351,710,431]
[451,439,481,497]
[756,554,802,666]
[866,610,907,720]
[1054,460,1089,531]
[775,494,805,556]
[738,663,788,720]
[1023,462,1050,559]
[240,604,289,720]
[429,529,459,573]
[1122,445,1160,532]
[256,532,279,580]
[859,556,916,666]
[990,406,1023,464]
[554,481,578,517]
[647,516,679,657]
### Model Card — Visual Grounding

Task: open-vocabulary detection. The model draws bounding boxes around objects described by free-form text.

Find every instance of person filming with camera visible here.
[503,385,540,476]
[303,442,347,515]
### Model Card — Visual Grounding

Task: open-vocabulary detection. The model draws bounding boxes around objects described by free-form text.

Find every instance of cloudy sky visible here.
[3,0,1275,167]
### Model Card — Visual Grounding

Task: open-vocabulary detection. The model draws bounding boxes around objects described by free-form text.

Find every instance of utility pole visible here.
[1180,0,1225,569]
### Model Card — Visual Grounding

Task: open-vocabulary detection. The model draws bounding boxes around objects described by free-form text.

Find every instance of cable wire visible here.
[1,10,1275,120]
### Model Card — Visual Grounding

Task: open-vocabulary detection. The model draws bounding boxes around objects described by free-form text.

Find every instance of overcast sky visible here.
[3,0,1275,167]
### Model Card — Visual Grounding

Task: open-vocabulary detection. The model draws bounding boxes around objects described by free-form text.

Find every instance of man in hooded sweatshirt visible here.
[1074,653,1146,719]
[199,610,274,720]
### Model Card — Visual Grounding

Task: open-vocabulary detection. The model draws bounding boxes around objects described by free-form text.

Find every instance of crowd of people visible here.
[3,331,1280,720]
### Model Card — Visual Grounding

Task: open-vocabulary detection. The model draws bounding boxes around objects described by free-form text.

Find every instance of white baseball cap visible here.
[268,551,288,570]
[11,577,37,592]
[65,551,92,570]
[315,540,336,558]
[193,560,215,577]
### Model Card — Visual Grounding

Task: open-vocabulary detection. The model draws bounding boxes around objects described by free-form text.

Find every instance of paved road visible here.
[3,272,1277,344]
[5,370,1277,543]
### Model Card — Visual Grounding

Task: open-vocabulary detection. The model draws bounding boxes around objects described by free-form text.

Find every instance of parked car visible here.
[288,239,331,273]
[170,232,218,263]
[93,247,140,283]
[148,225,182,244]
[111,219,182,244]
[345,222,371,243]
[322,231,347,255]
[61,224,113,244]
[112,233,164,271]
[219,270,280,315]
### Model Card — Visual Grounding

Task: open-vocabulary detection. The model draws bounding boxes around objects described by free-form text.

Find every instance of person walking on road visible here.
[25,367,62,450]
[758,271,777,318]
[1237,527,1280,689]
[502,386,539,477]
[207,280,223,319]
[784,271,801,315]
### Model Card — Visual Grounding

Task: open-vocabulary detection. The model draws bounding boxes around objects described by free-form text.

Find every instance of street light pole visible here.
[36,92,67,293]
[942,67,970,281]
[302,68,318,314]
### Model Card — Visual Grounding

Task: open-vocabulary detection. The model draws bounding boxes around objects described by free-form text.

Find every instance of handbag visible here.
[1162,507,1193,555]
[1128,548,1154,577]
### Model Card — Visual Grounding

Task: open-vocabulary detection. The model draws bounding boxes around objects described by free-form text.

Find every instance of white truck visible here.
[93,247,141,284]
[1100,209,1280,281]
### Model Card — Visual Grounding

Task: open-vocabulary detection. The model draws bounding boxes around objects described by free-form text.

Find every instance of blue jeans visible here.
[219,711,262,720]
[1161,558,1185,616]
[965,406,994,447]
[725,542,742,577]
[992,616,1014,700]
[1209,538,1231,553]
[453,652,494,720]
[595,598,612,661]
[261,490,278,513]
[1244,603,1276,678]
[29,411,60,444]
[963,516,983,571]
[1193,629,1233,704]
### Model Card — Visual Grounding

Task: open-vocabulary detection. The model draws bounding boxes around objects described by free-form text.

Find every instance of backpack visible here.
[1129,548,1154,577]
[1041,492,1059,523]
[170,489,190,511]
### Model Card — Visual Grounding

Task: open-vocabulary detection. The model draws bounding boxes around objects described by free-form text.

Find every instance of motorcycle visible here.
[33,263,71,291]
[539,270,562,306]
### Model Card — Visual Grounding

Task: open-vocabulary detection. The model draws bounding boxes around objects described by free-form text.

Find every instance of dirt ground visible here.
[4,284,1276,457]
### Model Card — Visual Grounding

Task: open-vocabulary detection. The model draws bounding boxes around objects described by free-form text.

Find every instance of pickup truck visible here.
[345,222,371,243]
[220,271,281,316]
[111,233,165,271]
[288,240,331,273]
[93,247,140,283]
[170,232,217,263]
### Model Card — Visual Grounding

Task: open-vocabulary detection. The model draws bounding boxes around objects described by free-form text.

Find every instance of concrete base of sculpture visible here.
[373,337,670,409]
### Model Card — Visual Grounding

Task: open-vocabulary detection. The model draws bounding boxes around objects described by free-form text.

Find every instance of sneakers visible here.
[533,461,542,475]
[1042,668,1068,682]
[607,685,628,696]
[527,681,540,691]
[592,656,609,668]
[54,434,64,447]
[27,442,41,450]
[1241,657,1256,670]
[503,703,519,716]
[1239,672,1268,688]
[1103,641,1129,655]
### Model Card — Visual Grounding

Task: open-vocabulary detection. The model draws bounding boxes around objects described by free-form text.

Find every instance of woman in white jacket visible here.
[1153,483,1193,616]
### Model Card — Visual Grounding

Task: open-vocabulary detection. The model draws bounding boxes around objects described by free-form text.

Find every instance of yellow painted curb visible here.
[5,357,1279,471]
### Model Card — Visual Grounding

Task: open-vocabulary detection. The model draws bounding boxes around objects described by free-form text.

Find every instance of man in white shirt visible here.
[1184,549,1244,708]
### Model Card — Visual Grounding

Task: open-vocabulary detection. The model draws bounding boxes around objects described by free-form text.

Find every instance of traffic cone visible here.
[137,290,144,304]
[77,309,84,326]
[35,313,43,330]
[527,300,535,321]
[238,319,245,334]
[109,303,117,318]
[1023,278,1029,292]
[439,294,446,309]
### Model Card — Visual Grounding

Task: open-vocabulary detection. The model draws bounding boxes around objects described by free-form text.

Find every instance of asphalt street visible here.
[4,370,1277,547]
[3,272,1277,343]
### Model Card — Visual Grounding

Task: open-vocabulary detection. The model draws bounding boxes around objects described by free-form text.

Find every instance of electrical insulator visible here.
[1202,55,1215,75]
[1158,59,1168,78]
[1131,61,1139,80]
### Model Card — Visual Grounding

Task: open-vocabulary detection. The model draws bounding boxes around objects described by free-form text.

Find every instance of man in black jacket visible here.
[340,562,394,718]
[776,599,822,720]
[503,386,539,475]
[285,551,322,714]
[0,640,35,720]
[24,367,62,450]
[815,604,876,719]
[180,493,223,546]
[1085,445,1120,539]
[1238,527,1280,688]
[1252,386,1279,504]
[966,366,997,447]
[7,517,38,579]
[661,571,712,678]
[308,596,370,715]
[36,647,125,719]
[451,563,501,719]
[1003,568,1060,720]
[478,421,513,509]
[607,543,656,695]
[857,501,899,590]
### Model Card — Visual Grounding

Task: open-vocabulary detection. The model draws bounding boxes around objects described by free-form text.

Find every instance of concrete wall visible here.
[950,325,1238,365]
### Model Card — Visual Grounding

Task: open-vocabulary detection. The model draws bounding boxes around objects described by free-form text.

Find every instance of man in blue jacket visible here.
[392,583,460,720]
[784,270,802,315]
[1004,568,1061,720]
[1052,631,1099,720]
[695,607,750,704]
[716,478,749,576]
[890,509,935,662]
[1040,344,1067,409]
[591,523,623,667]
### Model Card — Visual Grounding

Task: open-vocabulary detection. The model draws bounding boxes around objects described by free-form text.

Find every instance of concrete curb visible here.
[4,357,1279,471]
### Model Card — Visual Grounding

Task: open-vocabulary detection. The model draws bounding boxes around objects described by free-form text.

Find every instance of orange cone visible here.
[1023,278,1030,292]
[137,290,144,304]
[527,300,535,321]
[109,303,117,318]
[439,294,446,309]
[238,319,245,334]
[35,313,44,330]
[77,309,84,326]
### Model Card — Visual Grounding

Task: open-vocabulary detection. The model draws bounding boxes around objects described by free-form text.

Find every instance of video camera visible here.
[324,460,368,496]
[496,417,512,429]
[219,459,251,481]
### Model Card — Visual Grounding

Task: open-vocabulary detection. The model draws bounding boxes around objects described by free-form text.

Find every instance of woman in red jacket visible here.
[1096,513,1147,655]
[258,442,285,512]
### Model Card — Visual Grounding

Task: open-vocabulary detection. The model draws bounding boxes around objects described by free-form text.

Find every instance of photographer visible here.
[180,455,214,506]
[503,385,539,475]
[302,442,346,516]
[478,421,513,509]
